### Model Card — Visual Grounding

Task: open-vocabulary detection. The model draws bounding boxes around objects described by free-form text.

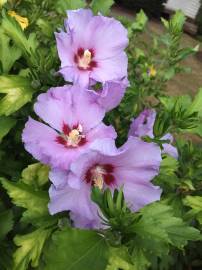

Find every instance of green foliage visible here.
[183,196,202,224]
[55,0,86,14]
[90,0,114,15]
[13,228,52,270]
[44,228,109,270]
[21,163,49,187]
[0,3,201,270]
[1,10,38,66]
[0,116,16,142]
[0,209,13,240]
[0,75,33,116]
[132,203,201,252]
[0,30,21,74]
[0,177,50,226]
[93,188,201,269]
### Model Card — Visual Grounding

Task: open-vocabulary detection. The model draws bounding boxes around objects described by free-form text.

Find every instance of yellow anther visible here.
[78,49,92,69]
[93,175,104,190]
[68,129,81,146]
[8,11,29,30]
[84,49,91,61]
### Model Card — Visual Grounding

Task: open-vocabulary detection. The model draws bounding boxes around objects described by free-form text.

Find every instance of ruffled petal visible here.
[89,79,128,112]
[123,181,162,211]
[48,181,100,226]
[85,14,128,59]
[91,52,128,83]
[129,109,156,138]
[34,86,74,131]
[55,31,74,68]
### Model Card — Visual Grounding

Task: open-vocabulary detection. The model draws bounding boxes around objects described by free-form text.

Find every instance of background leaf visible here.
[0,116,16,142]
[44,228,109,270]
[0,75,33,116]
[0,30,22,73]
[13,228,52,270]
[21,163,49,187]
[90,0,114,15]
[55,0,86,14]
[0,209,13,240]
[0,177,50,225]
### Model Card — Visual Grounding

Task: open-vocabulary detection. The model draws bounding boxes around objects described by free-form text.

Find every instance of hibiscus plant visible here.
[0,1,202,270]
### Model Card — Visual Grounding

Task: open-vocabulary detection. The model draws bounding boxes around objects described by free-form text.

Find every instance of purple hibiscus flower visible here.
[48,137,162,229]
[55,9,128,87]
[22,85,116,170]
[129,109,178,159]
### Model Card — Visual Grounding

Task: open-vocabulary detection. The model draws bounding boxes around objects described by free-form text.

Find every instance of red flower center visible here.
[74,48,97,71]
[85,164,115,189]
[56,123,86,148]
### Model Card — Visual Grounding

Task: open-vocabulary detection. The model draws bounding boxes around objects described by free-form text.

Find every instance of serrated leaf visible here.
[0,116,16,142]
[0,75,33,116]
[0,177,49,225]
[44,228,109,270]
[21,163,49,187]
[132,203,201,255]
[131,10,148,32]
[91,0,114,15]
[13,228,52,270]
[0,209,13,240]
[160,155,178,175]
[0,30,22,73]
[131,247,150,270]
[56,0,85,14]
[183,196,202,224]
[107,247,136,270]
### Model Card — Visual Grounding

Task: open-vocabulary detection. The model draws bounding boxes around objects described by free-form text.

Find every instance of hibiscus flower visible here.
[56,9,128,87]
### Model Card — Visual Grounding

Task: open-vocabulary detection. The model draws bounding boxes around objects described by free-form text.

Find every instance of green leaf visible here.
[0,177,49,225]
[21,163,49,187]
[131,247,150,270]
[107,247,138,270]
[2,11,38,64]
[0,116,16,142]
[0,241,14,270]
[44,228,109,270]
[160,155,178,176]
[132,202,201,256]
[169,10,186,33]
[91,0,114,15]
[183,196,202,224]
[0,209,13,240]
[131,10,148,32]
[0,30,22,73]
[56,0,85,14]
[188,88,202,117]
[13,228,52,270]
[0,75,33,116]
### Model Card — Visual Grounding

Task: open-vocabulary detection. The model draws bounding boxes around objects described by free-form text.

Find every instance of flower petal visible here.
[129,109,156,138]
[89,79,128,112]
[91,52,128,83]
[48,181,99,224]
[123,181,162,211]
[86,15,128,59]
